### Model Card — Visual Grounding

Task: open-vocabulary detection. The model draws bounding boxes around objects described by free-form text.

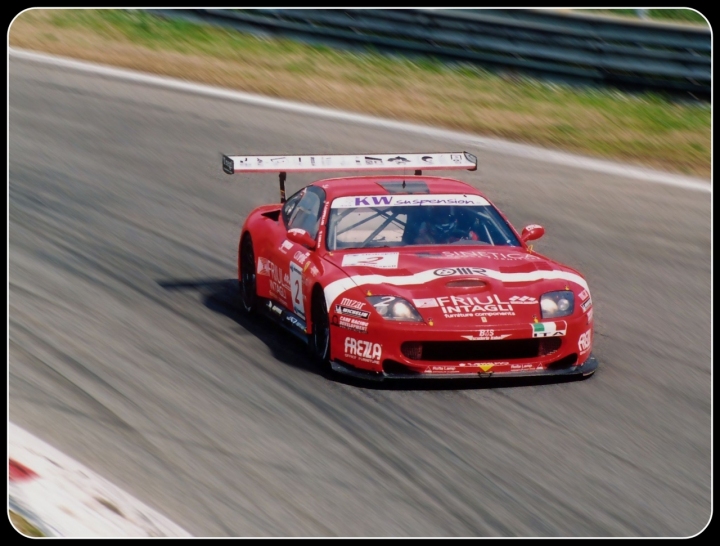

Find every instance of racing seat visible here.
[401,208,423,245]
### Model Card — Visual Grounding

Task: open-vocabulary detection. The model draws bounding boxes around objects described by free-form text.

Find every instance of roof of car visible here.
[309,175,483,200]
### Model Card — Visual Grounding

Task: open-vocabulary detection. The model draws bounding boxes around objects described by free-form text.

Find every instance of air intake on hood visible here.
[446,279,486,288]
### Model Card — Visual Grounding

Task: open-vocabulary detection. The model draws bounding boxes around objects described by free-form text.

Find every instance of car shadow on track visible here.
[158,278,592,391]
[158,277,319,376]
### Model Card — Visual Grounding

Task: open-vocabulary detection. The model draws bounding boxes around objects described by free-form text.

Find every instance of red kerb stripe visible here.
[9,459,38,481]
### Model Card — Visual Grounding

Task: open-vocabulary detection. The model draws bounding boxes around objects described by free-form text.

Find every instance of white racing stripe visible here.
[9,48,710,193]
[323,267,589,310]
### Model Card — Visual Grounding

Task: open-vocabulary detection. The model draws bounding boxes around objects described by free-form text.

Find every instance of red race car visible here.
[223,151,597,380]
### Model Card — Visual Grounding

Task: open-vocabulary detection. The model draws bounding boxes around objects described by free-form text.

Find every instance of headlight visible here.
[367,296,424,322]
[540,291,574,318]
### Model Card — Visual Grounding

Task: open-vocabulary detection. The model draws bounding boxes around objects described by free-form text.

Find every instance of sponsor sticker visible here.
[333,315,369,333]
[461,330,512,341]
[416,250,541,261]
[279,240,293,254]
[320,201,330,227]
[509,296,537,304]
[433,267,487,277]
[340,297,365,310]
[458,362,508,369]
[293,250,310,265]
[425,365,458,373]
[580,297,592,312]
[587,308,594,322]
[344,337,381,363]
[331,194,490,209]
[335,304,370,320]
[412,294,534,319]
[578,329,592,353]
[267,261,290,300]
[284,314,305,331]
[288,228,308,238]
[578,289,589,302]
[342,253,399,269]
[531,321,567,337]
[388,155,411,164]
[413,298,440,309]
[257,257,271,276]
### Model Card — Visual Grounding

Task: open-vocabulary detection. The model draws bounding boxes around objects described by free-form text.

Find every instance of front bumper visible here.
[330,353,598,381]
[330,312,595,379]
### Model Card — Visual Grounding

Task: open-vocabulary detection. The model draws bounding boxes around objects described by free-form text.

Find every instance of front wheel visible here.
[239,234,258,314]
[311,289,331,374]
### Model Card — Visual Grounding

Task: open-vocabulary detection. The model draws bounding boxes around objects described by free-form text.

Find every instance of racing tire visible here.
[239,234,258,314]
[311,289,332,374]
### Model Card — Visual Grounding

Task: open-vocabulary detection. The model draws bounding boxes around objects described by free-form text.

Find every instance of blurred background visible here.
[10,8,710,176]
[9,8,711,538]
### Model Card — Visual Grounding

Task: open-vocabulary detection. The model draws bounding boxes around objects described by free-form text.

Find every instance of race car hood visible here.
[322,248,589,326]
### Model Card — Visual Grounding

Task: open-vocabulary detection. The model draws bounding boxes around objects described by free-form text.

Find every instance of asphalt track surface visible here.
[9,54,711,537]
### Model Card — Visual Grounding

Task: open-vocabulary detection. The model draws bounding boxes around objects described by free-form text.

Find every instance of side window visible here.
[282,190,305,228]
[287,186,325,239]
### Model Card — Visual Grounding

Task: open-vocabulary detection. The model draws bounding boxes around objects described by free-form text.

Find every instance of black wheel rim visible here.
[240,238,256,311]
[314,296,330,360]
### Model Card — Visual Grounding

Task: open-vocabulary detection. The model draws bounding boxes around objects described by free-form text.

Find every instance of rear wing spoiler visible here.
[221,151,477,202]
[221,152,477,175]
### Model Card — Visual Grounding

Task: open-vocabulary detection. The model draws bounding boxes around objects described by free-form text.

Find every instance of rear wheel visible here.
[239,235,257,313]
[311,289,331,373]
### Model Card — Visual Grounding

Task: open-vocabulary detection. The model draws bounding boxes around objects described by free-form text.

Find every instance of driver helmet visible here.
[428,206,458,237]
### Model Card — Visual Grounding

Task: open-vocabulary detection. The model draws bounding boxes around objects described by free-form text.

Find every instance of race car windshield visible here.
[326,195,521,250]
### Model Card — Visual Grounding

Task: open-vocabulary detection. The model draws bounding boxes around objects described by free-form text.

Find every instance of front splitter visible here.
[330,354,599,382]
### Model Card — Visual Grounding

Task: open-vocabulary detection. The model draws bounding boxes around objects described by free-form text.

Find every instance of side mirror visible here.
[521,224,545,243]
[287,228,316,250]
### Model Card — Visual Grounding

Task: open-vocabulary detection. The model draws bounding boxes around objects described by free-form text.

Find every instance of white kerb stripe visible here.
[8,422,191,537]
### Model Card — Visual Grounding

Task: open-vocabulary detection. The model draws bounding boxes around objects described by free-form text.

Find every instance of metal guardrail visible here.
[147,9,710,99]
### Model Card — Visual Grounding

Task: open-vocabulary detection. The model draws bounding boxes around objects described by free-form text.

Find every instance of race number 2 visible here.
[289,261,305,319]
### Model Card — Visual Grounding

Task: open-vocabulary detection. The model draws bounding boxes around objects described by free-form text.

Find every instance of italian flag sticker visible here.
[531,321,567,337]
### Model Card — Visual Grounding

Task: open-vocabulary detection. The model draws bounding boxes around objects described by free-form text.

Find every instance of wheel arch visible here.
[238,229,252,280]
[308,282,326,334]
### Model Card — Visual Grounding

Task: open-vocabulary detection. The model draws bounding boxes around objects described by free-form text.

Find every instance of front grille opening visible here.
[401,338,562,361]
[546,353,578,371]
[538,337,561,357]
[383,360,422,375]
